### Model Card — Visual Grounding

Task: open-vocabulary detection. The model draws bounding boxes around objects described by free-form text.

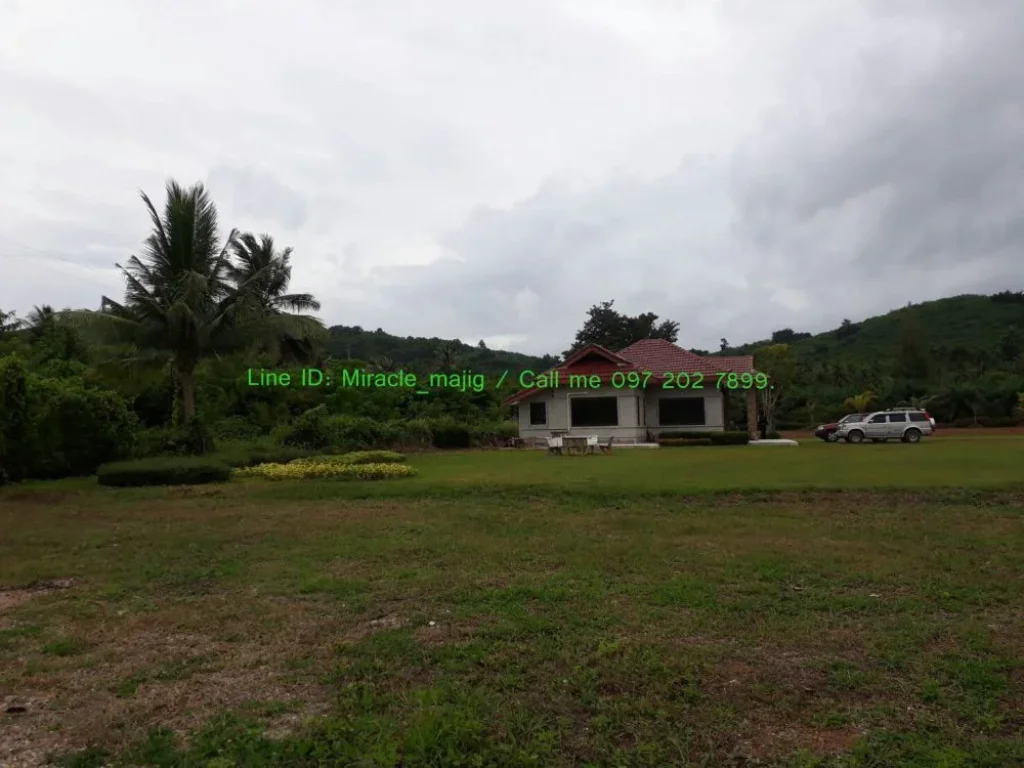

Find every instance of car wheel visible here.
[846,430,864,444]
[903,428,921,443]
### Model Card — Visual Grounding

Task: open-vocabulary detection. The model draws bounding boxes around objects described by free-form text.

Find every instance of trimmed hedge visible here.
[710,431,750,445]
[97,456,231,487]
[658,438,713,446]
[658,430,749,444]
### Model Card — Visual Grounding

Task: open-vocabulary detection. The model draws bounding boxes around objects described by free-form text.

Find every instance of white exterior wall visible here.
[516,388,646,442]
[644,388,725,434]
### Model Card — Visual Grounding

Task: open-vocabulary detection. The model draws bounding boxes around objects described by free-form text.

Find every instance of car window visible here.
[909,413,927,422]
[889,412,907,422]
[869,414,887,423]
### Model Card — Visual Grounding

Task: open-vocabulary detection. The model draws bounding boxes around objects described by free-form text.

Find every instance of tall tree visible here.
[226,233,323,363]
[73,179,321,423]
[754,344,796,433]
[565,300,679,357]
[0,309,20,340]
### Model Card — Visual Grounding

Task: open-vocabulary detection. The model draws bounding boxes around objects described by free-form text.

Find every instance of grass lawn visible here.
[1,439,1022,766]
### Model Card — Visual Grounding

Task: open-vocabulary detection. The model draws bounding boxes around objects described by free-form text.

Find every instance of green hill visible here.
[726,291,1024,365]
[326,325,557,376]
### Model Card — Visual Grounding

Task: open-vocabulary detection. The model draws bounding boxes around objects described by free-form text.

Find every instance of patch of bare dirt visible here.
[0,490,77,505]
[166,486,226,498]
[0,596,339,767]
[0,578,79,613]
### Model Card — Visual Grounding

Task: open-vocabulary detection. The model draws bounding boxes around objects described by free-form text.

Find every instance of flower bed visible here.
[235,460,415,481]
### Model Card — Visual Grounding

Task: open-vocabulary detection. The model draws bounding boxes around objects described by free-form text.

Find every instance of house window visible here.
[529,401,547,426]
[571,396,618,427]
[659,396,705,426]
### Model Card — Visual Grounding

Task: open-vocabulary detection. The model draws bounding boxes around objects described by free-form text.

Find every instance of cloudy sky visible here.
[1,0,1021,355]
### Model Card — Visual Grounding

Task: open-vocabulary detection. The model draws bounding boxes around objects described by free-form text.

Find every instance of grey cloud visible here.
[206,165,308,231]
[2,0,1021,355]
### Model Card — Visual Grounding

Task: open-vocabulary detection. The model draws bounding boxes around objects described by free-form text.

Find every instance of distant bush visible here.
[237,461,415,481]
[97,456,231,487]
[764,431,782,440]
[658,437,713,447]
[951,418,978,428]
[658,430,714,439]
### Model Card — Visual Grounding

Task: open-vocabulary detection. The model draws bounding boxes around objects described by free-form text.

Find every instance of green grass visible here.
[1,439,1023,766]
[267,437,1024,499]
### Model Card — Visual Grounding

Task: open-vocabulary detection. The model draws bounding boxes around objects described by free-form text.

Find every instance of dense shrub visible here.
[0,358,138,481]
[281,405,332,449]
[326,414,385,451]
[97,456,231,487]
[210,416,263,441]
[658,437,713,446]
[764,431,782,440]
[951,418,978,428]
[32,379,139,477]
[237,461,415,481]
[471,421,518,448]
[658,430,714,439]
[0,355,33,481]
[428,419,472,449]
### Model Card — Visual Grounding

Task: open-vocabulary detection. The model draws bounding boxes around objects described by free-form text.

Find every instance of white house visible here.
[503,339,759,443]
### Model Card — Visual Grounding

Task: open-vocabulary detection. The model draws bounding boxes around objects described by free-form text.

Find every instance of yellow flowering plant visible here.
[235,461,415,481]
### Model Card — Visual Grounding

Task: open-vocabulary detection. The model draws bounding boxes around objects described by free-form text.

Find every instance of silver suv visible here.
[836,409,935,444]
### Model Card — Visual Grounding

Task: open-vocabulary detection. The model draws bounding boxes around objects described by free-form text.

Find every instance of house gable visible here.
[502,339,755,406]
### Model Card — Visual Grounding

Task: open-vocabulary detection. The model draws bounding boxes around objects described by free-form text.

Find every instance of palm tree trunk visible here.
[178,366,197,422]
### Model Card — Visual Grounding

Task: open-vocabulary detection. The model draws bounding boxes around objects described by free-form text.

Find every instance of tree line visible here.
[2,179,1023,483]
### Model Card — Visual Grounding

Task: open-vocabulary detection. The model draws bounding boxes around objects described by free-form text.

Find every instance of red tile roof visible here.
[502,339,755,405]
[618,338,754,375]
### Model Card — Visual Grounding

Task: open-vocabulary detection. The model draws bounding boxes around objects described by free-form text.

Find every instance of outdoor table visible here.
[562,436,591,455]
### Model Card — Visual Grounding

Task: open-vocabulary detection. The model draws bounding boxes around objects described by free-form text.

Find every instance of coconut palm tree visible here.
[72,179,321,423]
[25,305,56,339]
[225,233,324,363]
[843,390,876,412]
[0,308,20,340]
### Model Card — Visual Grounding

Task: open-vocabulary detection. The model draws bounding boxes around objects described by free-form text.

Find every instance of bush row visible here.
[658,438,713,447]
[97,457,231,487]
[656,430,750,445]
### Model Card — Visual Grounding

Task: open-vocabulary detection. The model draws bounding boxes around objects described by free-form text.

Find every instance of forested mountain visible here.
[326,326,557,375]
[722,292,1024,367]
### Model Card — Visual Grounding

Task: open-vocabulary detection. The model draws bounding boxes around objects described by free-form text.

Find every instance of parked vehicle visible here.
[815,413,869,442]
[835,409,935,444]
